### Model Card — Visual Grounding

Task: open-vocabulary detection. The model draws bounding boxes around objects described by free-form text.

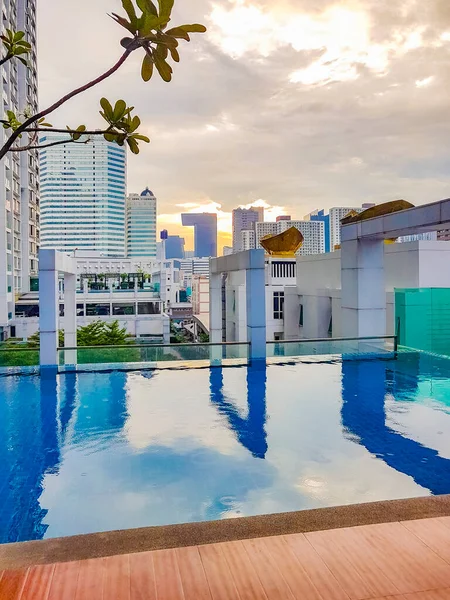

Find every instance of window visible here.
[299,304,304,327]
[77,303,85,316]
[273,291,284,320]
[86,303,110,316]
[113,303,135,316]
[138,302,161,315]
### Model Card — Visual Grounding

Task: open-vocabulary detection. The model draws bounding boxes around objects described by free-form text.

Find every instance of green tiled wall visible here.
[395,288,450,355]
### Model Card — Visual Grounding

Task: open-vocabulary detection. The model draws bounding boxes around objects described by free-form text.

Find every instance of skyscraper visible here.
[165,235,185,259]
[0,0,39,339]
[305,209,330,252]
[255,219,324,255]
[329,204,374,251]
[232,207,264,252]
[126,188,157,258]
[181,213,217,258]
[40,134,127,257]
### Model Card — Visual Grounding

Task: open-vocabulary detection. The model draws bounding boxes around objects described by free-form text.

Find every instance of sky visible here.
[37,0,450,251]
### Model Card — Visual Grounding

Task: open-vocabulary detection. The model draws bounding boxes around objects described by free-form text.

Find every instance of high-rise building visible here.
[232,207,264,252]
[329,204,374,251]
[181,213,217,258]
[0,0,39,339]
[126,188,157,257]
[40,134,127,257]
[255,220,324,255]
[241,229,256,250]
[276,215,291,222]
[165,235,185,259]
[305,209,330,252]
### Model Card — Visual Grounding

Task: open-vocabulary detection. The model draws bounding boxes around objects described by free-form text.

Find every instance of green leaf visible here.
[127,137,140,154]
[141,53,154,81]
[168,23,206,34]
[132,134,150,143]
[138,12,162,36]
[164,27,190,40]
[6,110,15,120]
[100,98,114,119]
[154,55,172,82]
[109,12,137,34]
[16,40,31,49]
[158,0,174,25]
[136,0,158,16]
[113,99,127,121]
[169,46,180,62]
[13,31,25,42]
[104,132,118,142]
[130,115,141,131]
[16,57,28,66]
[121,0,138,26]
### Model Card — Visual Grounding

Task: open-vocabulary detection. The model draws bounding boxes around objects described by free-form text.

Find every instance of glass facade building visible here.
[40,135,127,257]
[0,0,39,338]
[126,188,157,258]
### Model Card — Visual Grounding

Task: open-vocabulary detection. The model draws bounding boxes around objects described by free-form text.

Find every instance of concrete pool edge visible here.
[2,494,450,569]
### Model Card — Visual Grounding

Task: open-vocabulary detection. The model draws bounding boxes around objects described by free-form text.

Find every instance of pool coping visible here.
[1,494,450,569]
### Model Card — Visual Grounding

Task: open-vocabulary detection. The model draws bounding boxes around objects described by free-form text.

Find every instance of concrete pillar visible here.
[341,238,386,338]
[64,273,77,366]
[209,271,222,364]
[39,267,59,368]
[246,267,266,360]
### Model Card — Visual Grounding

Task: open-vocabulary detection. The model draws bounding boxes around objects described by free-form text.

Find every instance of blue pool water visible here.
[2,351,450,543]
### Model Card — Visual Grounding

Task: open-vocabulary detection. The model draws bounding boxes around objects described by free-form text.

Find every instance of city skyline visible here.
[37,0,450,251]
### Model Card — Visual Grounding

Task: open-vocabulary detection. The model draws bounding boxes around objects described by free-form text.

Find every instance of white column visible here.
[209,271,222,364]
[64,273,77,366]
[341,238,386,338]
[39,266,59,368]
[246,267,266,360]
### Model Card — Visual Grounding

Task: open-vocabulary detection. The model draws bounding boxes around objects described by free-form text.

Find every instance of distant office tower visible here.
[0,0,39,338]
[232,207,264,252]
[329,204,375,251]
[398,232,438,242]
[222,246,233,256]
[40,134,126,256]
[256,220,324,255]
[181,213,217,258]
[126,188,157,257]
[305,209,330,252]
[165,235,185,259]
[276,215,291,222]
[241,229,256,250]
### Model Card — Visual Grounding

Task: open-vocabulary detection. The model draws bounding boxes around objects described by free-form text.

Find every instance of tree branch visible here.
[0,54,13,67]
[24,128,119,136]
[11,139,86,152]
[0,47,133,160]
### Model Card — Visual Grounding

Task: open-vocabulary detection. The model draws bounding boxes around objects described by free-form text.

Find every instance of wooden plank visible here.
[48,562,81,600]
[402,518,450,563]
[20,564,55,600]
[284,534,350,600]
[403,591,450,600]
[356,522,450,594]
[242,537,295,600]
[0,569,27,600]
[199,543,239,600]
[261,535,323,600]
[313,526,400,597]
[103,555,130,600]
[75,558,104,600]
[176,546,212,600]
[306,530,375,600]
[130,552,156,600]
[220,540,268,600]
[153,549,184,600]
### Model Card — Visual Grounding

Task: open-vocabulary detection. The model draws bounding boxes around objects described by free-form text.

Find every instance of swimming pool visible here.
[1,351,450,543]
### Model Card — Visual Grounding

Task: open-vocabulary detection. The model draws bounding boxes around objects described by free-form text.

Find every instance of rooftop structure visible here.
[256,219,325,255]
[232,207,264,252]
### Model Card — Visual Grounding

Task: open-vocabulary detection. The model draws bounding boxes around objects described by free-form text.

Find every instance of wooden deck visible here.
[2,516,450,599]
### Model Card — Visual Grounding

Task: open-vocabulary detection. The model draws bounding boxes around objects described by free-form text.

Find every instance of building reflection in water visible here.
[341,355,450,495]
[209,364,268,459]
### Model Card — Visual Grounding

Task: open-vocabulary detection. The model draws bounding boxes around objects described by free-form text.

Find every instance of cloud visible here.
[37,0,450,250]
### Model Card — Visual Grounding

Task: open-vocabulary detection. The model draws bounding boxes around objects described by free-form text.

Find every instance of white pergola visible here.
[39,249,77,368]
[341,198,450,338]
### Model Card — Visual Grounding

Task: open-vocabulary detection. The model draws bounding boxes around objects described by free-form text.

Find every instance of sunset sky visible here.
[38,0,450,251]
